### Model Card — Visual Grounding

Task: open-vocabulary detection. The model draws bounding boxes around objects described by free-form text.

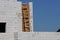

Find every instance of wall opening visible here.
[0,23,6,33]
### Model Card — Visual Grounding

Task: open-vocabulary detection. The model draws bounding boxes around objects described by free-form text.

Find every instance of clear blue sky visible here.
[17,0,60,32]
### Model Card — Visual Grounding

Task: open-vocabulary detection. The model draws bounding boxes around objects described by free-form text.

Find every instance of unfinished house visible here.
[0,0,33,40]
[0,0,60,40]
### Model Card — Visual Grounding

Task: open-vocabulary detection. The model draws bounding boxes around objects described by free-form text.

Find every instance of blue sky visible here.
[17,0,60,32]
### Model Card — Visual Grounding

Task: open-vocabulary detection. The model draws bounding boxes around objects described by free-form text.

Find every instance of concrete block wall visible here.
[0,1,22,40]
[29,2,33,32]
[18,32,60,40]
[0,33,14,40]
[0,1,22,33]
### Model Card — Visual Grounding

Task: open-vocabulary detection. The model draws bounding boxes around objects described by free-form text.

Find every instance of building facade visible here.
[0,0,34,40]
[0,0,33,33]
[0,0,60,40]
